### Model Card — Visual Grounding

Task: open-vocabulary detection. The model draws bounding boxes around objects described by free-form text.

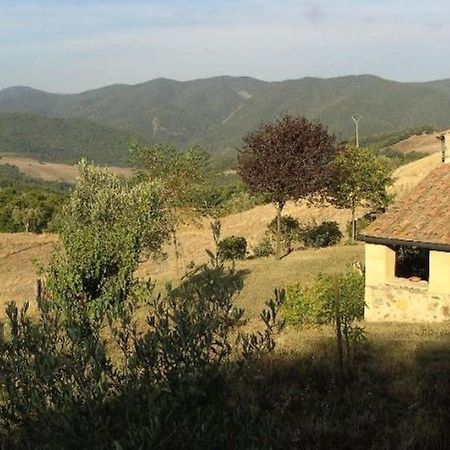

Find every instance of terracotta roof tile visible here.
[360,163,450,247]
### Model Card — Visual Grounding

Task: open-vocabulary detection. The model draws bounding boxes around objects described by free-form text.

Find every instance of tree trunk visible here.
[351,200,356,244]
[172,229,181,280]
[275,201,284,260]
[334,276,345,399]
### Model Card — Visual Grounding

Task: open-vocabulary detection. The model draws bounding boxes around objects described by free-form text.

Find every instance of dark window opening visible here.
[394,245,429,281]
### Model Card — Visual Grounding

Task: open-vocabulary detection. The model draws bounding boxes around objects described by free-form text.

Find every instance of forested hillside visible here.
[0,113,142,165]
[1,74,450,164]
[0,163,68,232]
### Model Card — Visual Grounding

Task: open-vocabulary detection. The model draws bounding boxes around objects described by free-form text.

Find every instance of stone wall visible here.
[365,282,450,322]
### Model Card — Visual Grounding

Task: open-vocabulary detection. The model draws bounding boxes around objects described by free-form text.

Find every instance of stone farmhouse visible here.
[359,151,450,322]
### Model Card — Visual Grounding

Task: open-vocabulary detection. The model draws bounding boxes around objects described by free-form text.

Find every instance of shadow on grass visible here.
[246,333,450,449]
[3,320,450,450]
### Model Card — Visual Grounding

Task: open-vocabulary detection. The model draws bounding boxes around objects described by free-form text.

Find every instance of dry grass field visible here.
[390,152,441,198]
[0,154,132,183]
[392,128,450,154]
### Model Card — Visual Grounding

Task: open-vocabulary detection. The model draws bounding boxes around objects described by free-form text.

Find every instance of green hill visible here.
[0,113,142,165]
[0,77,267,147]
[199,75,450,149]
[1,74,450,164]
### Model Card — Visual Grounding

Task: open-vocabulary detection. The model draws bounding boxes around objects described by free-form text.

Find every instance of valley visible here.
[0,146,441,316]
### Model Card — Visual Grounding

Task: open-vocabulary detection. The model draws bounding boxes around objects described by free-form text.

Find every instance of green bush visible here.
[282,270,364,326]
[217,236,247,260]
[302,221,343,248]
[283,274,334,325]
[267,215,302,253]
[253,237,274,257]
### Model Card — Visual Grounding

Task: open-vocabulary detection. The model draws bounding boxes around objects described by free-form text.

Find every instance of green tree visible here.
[130,143,209,277]
[238,115,340,259]
[47,159,170,318]
[329,145,393,243]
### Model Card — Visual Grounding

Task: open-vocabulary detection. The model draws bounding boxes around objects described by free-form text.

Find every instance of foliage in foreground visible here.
[0,162,285,448]
[0,263,285,449]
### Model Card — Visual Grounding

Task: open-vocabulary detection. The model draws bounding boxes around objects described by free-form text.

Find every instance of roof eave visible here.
[358,234,450,252]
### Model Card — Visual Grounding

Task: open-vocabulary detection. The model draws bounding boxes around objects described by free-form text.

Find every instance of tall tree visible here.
[329,145,393,243]
[238,115,339,259]
[129,143,209,277]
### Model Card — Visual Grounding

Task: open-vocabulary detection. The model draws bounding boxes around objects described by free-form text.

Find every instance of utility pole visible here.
[351,115,361,147]
[436,134,446,162]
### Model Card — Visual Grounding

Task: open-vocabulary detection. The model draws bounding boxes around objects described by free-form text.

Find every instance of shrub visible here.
[253,237,274,257]
[283,274,334,325]
[302,221,342,248]
[217,236,247,260]
[284,270,365,375]
[267,215,302,253]
[282,270,364,326]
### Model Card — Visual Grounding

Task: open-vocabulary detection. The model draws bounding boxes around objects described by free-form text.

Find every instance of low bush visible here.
[283,274,334,325]
[302,221,342,248]
[217,235,247,260]
[283,269,364,326]
[253,237,274,257]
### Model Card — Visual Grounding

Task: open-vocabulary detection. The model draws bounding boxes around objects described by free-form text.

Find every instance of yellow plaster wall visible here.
[429,250,450,294]
[365,243,395,285]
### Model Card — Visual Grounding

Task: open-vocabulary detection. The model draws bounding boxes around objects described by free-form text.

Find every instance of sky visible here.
[1,0,450,93]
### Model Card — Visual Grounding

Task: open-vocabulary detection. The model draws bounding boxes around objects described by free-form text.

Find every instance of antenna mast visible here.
[351,115,362,147]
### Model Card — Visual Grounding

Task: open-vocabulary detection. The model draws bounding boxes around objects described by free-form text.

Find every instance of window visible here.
[394,245,429,281]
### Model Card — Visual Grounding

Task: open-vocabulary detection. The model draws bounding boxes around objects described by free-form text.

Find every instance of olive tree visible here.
[238,115,340,259]
[47,160,170,318]
[329,145,393,243]
[130,143,209,277]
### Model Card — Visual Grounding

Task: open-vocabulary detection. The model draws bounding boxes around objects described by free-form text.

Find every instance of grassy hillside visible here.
[0,112,143,165]
[0,142,429,306]
[2,75,450,166]
[1,143,449,447]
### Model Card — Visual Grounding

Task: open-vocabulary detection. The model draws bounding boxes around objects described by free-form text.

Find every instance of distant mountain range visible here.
[1,74,450,165]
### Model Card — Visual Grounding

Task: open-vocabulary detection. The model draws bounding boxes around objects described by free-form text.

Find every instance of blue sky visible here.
[1,0,450,92]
